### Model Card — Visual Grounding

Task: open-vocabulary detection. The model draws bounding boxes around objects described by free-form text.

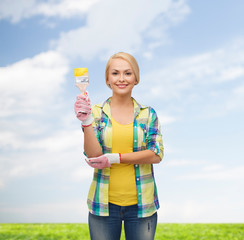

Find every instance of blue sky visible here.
[0,0,244,223]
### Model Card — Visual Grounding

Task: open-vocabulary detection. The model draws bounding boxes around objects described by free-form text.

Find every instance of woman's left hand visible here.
[85,153,121,169]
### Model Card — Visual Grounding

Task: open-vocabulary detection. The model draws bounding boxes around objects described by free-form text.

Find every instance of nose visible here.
[119,73,124,82]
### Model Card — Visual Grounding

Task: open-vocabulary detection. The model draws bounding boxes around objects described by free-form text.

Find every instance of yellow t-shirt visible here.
[109,116,138,206]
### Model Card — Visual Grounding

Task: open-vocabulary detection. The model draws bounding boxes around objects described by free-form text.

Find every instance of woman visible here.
[74,52,164,240]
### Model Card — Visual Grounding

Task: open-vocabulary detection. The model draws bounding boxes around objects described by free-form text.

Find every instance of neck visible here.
[110,94,133,108]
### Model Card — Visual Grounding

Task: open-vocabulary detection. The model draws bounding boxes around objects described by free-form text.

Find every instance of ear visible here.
[106,79,111,88]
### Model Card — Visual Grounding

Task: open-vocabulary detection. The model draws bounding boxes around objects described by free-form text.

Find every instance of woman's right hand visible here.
[74,92,94,126]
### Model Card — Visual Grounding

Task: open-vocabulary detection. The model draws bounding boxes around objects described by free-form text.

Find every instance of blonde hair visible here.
[105,52,140,88]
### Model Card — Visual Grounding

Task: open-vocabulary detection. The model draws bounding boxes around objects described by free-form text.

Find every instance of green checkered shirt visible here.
[87,97,164,218]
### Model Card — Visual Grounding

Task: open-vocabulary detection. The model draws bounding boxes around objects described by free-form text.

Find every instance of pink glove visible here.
[85,153,121,169]
[74,92,93,126]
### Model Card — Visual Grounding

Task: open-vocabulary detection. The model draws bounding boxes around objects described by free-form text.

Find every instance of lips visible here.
[116,84,127,88]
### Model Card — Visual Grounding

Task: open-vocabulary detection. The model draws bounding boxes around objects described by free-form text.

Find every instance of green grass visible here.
[0,223,243,240]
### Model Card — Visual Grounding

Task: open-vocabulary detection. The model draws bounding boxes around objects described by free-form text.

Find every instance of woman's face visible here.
[107,58,136,96]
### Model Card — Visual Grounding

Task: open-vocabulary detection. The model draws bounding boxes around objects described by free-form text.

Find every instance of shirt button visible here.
[134,140,137,142]
[137,178,139,181]
[139,193,142,195]
[135,164,138,167]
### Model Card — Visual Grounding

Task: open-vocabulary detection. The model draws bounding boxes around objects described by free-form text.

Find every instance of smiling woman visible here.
[74,52,164,240]
[105,52,140,88]
[106,58,137,102]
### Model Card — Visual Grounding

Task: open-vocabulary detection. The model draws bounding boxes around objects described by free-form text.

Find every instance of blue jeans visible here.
[88,203,157,240]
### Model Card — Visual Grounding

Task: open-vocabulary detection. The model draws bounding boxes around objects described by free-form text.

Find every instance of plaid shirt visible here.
[87,97,164,218]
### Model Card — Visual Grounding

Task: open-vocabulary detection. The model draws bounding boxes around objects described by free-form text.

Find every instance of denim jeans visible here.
[88,203,157,240]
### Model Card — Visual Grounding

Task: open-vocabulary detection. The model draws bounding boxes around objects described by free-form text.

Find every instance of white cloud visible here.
[0,199,89,223]
[137,38,244,118]
[0,180,4,189]
[143,41,244,100]
[0,146,91,190]
[158,199,244,223]
[0,49,73,189]
[0,50,69,117]
[27,130,83,152]
[0,128,88,185]
[71,164,94,182]
[165,159,206,167]
[0,0,35,23]
[178,165,244,181]
[36,0,100,18]
[163,159,244,181]
[0,0,99,23]
[54,0,190,60]
[202,164,224,172]
[0,132,17,150]
[158,112,176,125]
[226,83,244,111]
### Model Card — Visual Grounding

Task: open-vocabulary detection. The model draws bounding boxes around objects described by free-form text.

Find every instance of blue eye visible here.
[112,72,118,75]
[125,72,132,76]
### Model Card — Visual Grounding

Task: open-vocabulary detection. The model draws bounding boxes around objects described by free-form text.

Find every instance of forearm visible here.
[121,150,161,164]
[86,150,161,169]
[83,126,103,157]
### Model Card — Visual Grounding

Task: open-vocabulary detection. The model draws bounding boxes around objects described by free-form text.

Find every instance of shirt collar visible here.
[98,97,147,119]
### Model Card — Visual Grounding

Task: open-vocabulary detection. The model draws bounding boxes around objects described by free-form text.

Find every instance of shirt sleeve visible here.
[146,107,164,160]
[91,105,102,144]
[83,106,103,157]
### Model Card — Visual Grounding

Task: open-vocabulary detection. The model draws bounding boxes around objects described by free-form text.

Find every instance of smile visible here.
[116,84,128,88]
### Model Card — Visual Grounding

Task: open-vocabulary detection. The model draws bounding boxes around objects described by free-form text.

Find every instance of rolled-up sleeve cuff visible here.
[148,144,164,161]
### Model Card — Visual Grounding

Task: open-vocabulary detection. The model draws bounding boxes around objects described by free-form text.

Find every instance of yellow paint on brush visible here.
[74,68,88,76]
